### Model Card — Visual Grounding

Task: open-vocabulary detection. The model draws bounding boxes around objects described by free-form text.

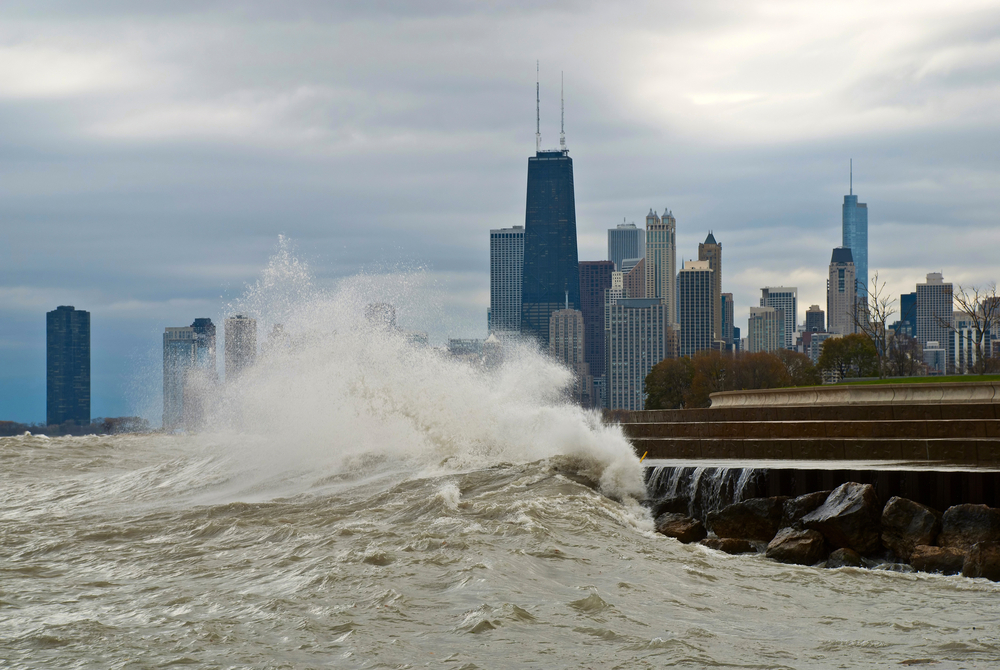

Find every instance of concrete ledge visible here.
[710,381,1000,408]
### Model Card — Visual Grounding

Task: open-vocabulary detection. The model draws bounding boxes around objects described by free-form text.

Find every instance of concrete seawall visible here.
[709,381,1000,408]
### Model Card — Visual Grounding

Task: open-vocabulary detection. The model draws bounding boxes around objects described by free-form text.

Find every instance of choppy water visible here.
[3,433,1000,669]
[4,245,999,668]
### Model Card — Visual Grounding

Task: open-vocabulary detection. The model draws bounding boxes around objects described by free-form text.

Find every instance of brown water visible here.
[3,432,999,669]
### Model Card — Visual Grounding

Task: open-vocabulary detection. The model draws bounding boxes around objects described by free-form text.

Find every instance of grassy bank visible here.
[835,374,1000,386]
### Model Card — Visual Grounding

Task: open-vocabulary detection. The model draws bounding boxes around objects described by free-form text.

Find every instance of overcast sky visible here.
[2,1,999,423]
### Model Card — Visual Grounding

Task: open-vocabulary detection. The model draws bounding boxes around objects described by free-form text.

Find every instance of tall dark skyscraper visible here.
[46,305,90,426]
[521,73,580,345]
[579,261,614,378]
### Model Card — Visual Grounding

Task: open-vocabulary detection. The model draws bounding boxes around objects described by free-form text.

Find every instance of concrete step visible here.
[609,402,1000,424]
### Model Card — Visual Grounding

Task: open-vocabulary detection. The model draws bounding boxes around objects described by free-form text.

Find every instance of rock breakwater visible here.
[648,481,1000,580]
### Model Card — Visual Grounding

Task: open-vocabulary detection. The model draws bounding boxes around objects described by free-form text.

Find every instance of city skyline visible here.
[3,2,1000,421]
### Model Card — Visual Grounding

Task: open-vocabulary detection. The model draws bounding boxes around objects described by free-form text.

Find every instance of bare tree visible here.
[945,283,1000,374]
[852,271,896,378]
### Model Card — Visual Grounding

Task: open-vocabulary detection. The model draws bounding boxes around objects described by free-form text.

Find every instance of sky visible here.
[2,1,1000,423]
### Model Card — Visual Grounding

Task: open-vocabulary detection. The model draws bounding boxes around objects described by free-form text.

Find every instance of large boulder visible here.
[938,504,1000,552]
[961,542,1000,581]
[706,496,788,542]
[826,547,863,569]
[909,545,965,575]
[881,497,942,561]
[655,513,707,544]
[765,528,827,566]
[648,496,690,518]
[782,490,832,529]
[699,538,757,555]
[801,482,881,554]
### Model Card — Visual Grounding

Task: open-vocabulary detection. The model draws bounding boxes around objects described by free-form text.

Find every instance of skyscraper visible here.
[678,260,714,357]
[805,305,825,333]
[623,257,645,299]
[827,247,857,335]
[916,272,953,368]
[578,261,614,379]
[843,163,868,297]
[520,150,579,345]
[645,209,677,324]
[606,298,676,410]
[225,315,257,381]
[46,305,90,426]
[698,232,722,342]
[721,292,735,346]
[490,226,524,333]
[163,318,216,431]
[747,306,785,353]
[548,307,594,407]
[760,287,798,350]
[608,222,644,272]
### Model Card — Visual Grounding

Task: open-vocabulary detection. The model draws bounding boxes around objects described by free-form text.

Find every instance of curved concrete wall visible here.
[710,381,1000,408]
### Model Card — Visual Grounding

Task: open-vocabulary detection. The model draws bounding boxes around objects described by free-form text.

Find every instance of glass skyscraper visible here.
[521,148,580,346]
[843,184,868,298]
[489,226,524,334]
[46,305,90,426]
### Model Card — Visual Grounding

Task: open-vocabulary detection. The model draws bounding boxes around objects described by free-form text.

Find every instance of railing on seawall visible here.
[710,381,1000,408]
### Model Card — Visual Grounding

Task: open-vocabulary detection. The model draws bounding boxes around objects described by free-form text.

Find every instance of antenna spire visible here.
[850,158,853,196]
[560,71,566,151]
[535,61,541,152]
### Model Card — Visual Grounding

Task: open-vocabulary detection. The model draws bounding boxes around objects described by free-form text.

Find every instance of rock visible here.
[706,496,788,542]
[655,513,707,544]
[801,482,881,554]
[648,496,690,518]
[909,545,965,575]
[826,547,863,568]
[938,504,1000,552]
[782,490,832,529]
[880,497,942,561]
[765,528,827,566]
[699,538,757,555]
[961,542,1000,581]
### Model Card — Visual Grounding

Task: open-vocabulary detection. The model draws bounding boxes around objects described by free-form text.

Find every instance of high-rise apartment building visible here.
[896,291,917,337]
[163,318,216,430]
[490,226,524,333]
[678,260,714,357]
[827,247,857,335]
[549,308,594,407]
[721,293,735,346]
[521,146,580,346]
[916,272,953,367]
[760,287,798,349]
[645,209,677,324]
[843,168,869,298]
[606,298,676,410]
[578,261,614,379]
[698,232,722,341]
[225,315,257,381]
[747,306,785,353]
[805,305,825,333]
[608,222,645,272]
[46,305,90,426]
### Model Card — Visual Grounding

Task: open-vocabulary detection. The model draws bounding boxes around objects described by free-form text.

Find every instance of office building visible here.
[620,257,641,275]
[678,260,714,357]
[827,247,857,335]
[805,305,825,334]
[923,341,947,376]
[549,308,594,407]
[721,292,734,347]
[624,257,645,298]
[579,261,614,378]
[760,287,798,349]
[520,91,580,345]
[843,165,869,297]
[747,306,785,353]
[490,226,524,333]
[698,232,723,341]
[608,222,644,272]
[916,273,953,369]
[225,315,257,381]
[606,298,677,410]
[46,305,90,426]
[163,318,216,430]
[645,209,677,324]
